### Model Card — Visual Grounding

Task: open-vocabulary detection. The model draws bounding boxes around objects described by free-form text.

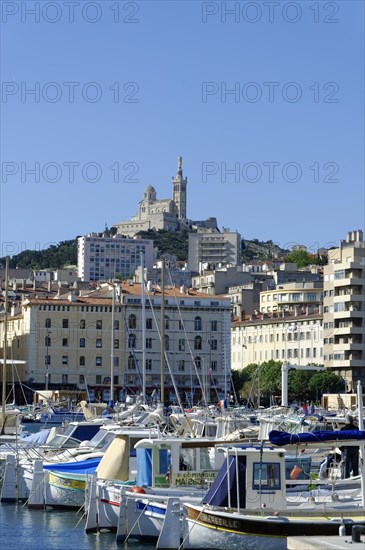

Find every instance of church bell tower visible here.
[172,156,187,219]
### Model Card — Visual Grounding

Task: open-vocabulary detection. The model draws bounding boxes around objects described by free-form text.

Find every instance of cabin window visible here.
[252,462,281,490]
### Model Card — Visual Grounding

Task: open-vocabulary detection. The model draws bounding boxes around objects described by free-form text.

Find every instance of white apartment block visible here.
[188,231,241,273]
[231,311,323,370]
[0,283,231,405]
[323,230,365,390]
[260,282,323,314]
[78,234,154,282]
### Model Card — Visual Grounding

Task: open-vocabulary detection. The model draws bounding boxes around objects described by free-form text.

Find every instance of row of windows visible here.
[44,317,219,332]
[45,355,119,367]
[126,355,218,372]
[45,318,119,330]
[45,334,219,351]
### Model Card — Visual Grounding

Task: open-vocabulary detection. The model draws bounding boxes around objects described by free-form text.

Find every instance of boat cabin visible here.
[203,446,288,511]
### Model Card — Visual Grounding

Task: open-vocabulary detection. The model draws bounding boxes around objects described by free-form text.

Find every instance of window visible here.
[113,375,119,385]
[128,354,136,370]
[146,318,153,330]
[62,355,68,365]
[80,319,85,329]
[128,315,137,329]
[128,334,136,348]
[79,356,85,366]
[211,320,218,331]
[80,338,85,348]
[62,319,68,329]
[211,360,217,371]
[164,334,170,351]
[113,356,119,367]
[194,335,202,350]
[96,356,102,366]
[178,360,185,372]
[114,339,119,349]
[179,320,184,331]
[96,320,102,329]
[194,356,202,369]
[79,374,85,384]
[96,338,102,348]
[96,375,102,384]
[194,316,202,331]
[210,339,218,351]
[113,320,119,330]
[164,316,170,330]
[145,359,152,370]
[44,336,51,347]
[62,374,68,385]
[253,462,280,490]
[62,338,68,347]
[45,355,51,365]
[146,338,152,349]
[45,318,51,328]
[179,338,185,351]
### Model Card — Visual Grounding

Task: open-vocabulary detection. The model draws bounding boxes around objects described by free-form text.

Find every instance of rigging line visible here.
[164,267,208,407]
[145,289,184,413]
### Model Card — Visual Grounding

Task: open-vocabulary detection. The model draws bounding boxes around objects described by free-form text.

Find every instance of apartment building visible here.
[77,233,154,282]
[188,230,241,273]
[231,311,323,370]
[0,283,231,405]
[260,282,323,314]
[323,230,365,390]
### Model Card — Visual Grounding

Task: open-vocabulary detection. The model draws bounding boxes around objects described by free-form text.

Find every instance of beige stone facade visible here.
[0,283,231,404]
[323,230,365,390]
[231,311,323,370]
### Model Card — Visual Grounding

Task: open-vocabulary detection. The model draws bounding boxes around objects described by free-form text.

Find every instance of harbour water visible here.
[0,502,155,550]
[1,422,156,550]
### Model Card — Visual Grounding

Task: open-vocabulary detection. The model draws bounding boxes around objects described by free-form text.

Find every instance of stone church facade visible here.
[115,157,190,237]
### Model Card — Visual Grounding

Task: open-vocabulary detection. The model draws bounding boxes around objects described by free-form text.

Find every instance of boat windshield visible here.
[88,430,115,449]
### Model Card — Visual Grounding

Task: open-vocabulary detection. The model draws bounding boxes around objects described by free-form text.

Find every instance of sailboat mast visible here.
[160,258,165,405]
[141,252,146,404]
[110,284,115,407]
[1,257,9,425]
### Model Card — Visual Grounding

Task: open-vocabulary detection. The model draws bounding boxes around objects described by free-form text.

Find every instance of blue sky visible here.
[1,0,364,257]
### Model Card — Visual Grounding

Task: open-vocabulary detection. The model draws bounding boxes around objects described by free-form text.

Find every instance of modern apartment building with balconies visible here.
[323,230,365,390]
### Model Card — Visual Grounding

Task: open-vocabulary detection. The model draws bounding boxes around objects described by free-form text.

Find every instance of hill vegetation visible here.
[1,229,322,270]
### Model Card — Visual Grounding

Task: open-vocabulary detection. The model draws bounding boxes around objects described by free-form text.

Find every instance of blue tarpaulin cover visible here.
[43,456,101,473]
[269,430,365,446]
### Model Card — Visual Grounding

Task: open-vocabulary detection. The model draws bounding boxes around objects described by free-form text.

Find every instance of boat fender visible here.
[130,486,146,494]
[339,524,346,537]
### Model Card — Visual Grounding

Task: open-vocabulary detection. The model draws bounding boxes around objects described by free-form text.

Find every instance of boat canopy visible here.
[269,429,365,446]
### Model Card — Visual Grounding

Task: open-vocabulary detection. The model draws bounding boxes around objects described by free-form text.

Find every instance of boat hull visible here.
[183,504,365,550]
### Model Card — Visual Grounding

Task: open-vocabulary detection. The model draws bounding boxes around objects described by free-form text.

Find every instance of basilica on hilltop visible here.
[114,157,217,237]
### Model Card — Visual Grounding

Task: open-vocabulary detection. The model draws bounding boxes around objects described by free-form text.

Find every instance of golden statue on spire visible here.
[178,156,182,171]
